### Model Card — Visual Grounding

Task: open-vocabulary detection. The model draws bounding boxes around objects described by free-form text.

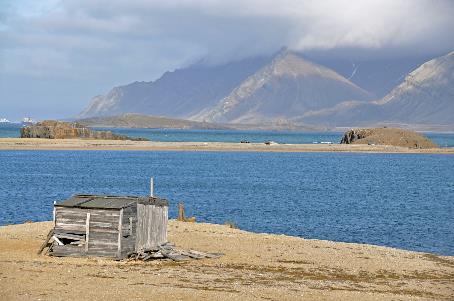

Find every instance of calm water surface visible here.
[0,150,453,255]
[2,124,454,146]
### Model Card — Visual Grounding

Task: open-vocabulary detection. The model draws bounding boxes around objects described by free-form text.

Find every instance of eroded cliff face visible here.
[340,128,437,149]
[20,120,147,141]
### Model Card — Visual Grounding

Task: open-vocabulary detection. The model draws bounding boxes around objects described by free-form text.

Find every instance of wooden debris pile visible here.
[39,235,223,262]
[128,242,223,262]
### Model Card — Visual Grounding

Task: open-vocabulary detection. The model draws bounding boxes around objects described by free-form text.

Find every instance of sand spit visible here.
[0,221,453,300]
[0,138,453,154]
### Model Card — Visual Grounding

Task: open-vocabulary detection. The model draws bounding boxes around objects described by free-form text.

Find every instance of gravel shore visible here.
[1,221,453,300]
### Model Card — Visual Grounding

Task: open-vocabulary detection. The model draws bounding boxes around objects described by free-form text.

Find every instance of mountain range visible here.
[78,49,454,129]
[301,51,454,127]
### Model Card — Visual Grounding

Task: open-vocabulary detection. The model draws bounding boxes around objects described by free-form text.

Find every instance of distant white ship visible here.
[0,118,11,123]
[22,117,34,126]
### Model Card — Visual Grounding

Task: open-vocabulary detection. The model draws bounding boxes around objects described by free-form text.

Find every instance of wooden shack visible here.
[49,194,168,259]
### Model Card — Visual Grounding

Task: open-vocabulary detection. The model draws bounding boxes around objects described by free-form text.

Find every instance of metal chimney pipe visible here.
[150,177,154,197]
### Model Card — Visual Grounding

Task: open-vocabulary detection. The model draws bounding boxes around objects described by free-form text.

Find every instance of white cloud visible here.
[2,0,454,76]
[1,0,453,118]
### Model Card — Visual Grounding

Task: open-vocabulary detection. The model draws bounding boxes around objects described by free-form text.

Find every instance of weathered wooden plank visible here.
[90,215,122,223]
[69,240,85,246]
[87,227,119,234]
[134,203,168,251]
[85,212,90,252]
[87,245,117,253]
[51,245,85,257]
[56,215,120,224]
[57,207,121,214]
[135,203,145,252]
[154,206,167,246]
[147,205,155,248]
[121,243,135,255]
[121,212,136,254]
[89,240,118,247]
[56,216,121,225]
[54,233,85,240]
[117,209,123,258]
[54,226,118,234]
[86,249,117,257]
[52,245,84,254]
[86,253,116,258]
[154,206,160,247]
[129,217,133,236]
[163,207,168,243]
[122,211,136,217]
[53,229,85,235]
[37,229,54,255]
[89,221,118,228]
[151,205,158,248]
[160,250,190,261]
[55,208,86,216]
[56,209,86,216]
[54,224,86,232]
[187,250,224,259]
[121,241,135,252]
[88,239,118,247]
[89,232,118,241]
[161,206,168,245]
[122,221,136,233]
[56,218,87,224]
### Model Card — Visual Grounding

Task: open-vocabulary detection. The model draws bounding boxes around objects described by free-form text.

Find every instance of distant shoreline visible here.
[0,138,453,154]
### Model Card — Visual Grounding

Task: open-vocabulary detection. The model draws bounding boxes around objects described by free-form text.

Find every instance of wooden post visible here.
[85,212,90,252]
[178,202,185,221]
[150,177,154,197]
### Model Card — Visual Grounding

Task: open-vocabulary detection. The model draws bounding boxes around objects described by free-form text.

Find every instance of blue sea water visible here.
[0,150,453,255]
[2,124,454,146]
[0,124,23,138]
[96,127,345,144]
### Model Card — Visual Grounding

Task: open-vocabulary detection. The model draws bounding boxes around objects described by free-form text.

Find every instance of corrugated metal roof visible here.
[55,194,167,209]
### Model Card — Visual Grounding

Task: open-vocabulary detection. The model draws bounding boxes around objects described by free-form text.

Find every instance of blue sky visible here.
[1,0,454,121]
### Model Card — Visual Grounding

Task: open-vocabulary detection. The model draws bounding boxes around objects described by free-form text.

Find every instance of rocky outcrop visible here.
[340,128,437,149]
[20,120,148,141]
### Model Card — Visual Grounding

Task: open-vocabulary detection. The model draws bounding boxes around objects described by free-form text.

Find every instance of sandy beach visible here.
[0,138,453,153]
[0,221,453,300]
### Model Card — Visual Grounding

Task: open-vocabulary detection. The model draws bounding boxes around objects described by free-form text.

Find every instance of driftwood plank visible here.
[188,250,224,259]
[37,229,54,255]
[161,251,190,261]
